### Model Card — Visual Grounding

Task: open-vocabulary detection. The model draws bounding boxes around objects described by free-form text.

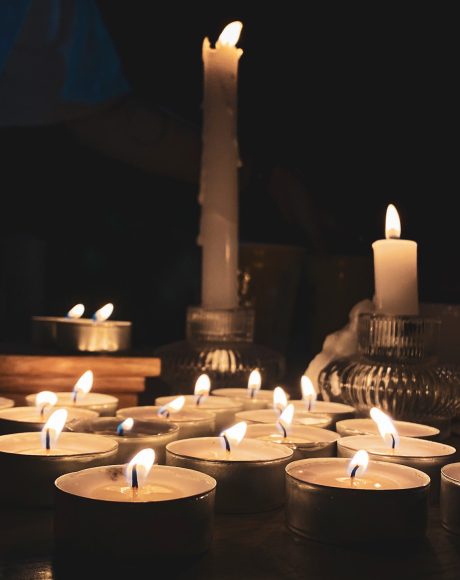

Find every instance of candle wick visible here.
[45,428,51,451]
[222,434,231,453]
[249,388,256,400]
[40,404,48,417]
[116,425,124,436]
[391,434,396,449]
[159,408,170,419]
[131,464,139,490]
[196,394,204,406]
[278,422,287,439]
[72,390,78,404]
[308,399,312,412]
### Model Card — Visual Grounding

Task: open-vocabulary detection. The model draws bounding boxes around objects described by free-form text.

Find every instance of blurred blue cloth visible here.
[0,0,130,125]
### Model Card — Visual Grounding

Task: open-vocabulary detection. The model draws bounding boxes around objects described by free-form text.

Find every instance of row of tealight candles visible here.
[0,371,459,556]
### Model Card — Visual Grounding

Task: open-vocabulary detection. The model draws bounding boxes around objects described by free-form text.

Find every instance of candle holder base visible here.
[318,313,459,434]
[155,307,285,392]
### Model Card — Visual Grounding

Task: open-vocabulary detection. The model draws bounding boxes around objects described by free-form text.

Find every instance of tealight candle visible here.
[54,303,132,352]
[291,376,356,427]
[212,369,274,410]
[117,400,215,439]
[166,421,293,513]
[0,397,14,410]
[155,374,243,433]
[26,370,118,416]
[286,453,430,544]
[441,462,460,534]
[336,418,440,440]
[55,449,216,558]
[70,416,179,463]
[32,303,85,347]
[0,404,98,435]
[0,409,118,506]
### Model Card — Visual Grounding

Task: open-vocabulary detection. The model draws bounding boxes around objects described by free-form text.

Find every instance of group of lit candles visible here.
[0,369,459,555]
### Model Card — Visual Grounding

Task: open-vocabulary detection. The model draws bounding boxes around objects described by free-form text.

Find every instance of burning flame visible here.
[93,303,114,322]
[194,374,211,405]
[221,421,247,452]
[347,449,369,479]
[301,375,317,411]
[117,417,134,436]
[66,304,85,319]
[247,369,261,398]
[273,387,288,414]
[277,403,294,438]
[72,370,93,402]
[35,391,58,415]
[217,21,243,47]
[158,396,185,418]
[385,204,401,239]
[41,408,68,450]
[370,407,400,449]
[125,448,155,490]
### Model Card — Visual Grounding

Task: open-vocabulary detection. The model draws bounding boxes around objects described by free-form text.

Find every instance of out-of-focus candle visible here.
[372,203,418,315]
[199,21,243,308]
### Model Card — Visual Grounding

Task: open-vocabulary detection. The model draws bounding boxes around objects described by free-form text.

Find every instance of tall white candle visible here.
[372,204,418,315]
[199,21,243,309]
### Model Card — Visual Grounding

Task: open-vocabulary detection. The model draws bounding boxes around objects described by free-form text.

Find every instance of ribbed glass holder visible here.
[318,313,458,433]
[155,307,285,392]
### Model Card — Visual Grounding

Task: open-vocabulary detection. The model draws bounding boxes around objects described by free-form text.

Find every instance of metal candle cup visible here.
[291,400,356,428]
[0,432,117,507]
[55,465,216,558]
[337,435,456,500]
[117,406,215,439]
[70,417,179,464]
[0,406,99,435]
[285,458,430,545]
[31,315,62,346]
[235,408,333,430]
[336,418,440,440]
[55,318,131,353]
[155,395,242,433]
[212,388,274,410]
[166,437,293,513]
[26,392,118,417]
[0,397,14,410]
[441,463,460,534]
[245,423,340,460]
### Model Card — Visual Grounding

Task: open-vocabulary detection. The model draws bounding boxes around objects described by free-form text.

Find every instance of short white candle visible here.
[372,203,418,315]
[0,405,98,435]
[235,408,333,429]
[0,397,14,410]
[212,369,273,410]
[199,22,243,308]
[441,462,460,534]
[336,418,440,440]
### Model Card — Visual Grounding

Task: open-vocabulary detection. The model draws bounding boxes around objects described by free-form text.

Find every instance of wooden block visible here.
[0,376,146,393]
[0,355,160,378]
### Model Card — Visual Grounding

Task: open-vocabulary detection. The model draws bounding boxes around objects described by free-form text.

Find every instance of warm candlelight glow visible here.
[158,396,185,418]
[93,303,114,322]
[385,204,401,240]
[217,21,243,47]
[117,417,134,436]
[247,369,262,398]
[370,407,400,449]
[277,403,294,438]
[194,374,211,405]
[41,408,67,450]
[35,391,58,415]
[125,448,155,489]
[301,376,317,411]
[220,421,247,452]
[273,387,288,414]
[347,449,369,478]
[72,370,93,402]
[66,304,85,319]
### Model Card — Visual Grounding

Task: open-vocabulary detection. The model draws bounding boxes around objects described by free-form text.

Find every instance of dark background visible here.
[0,3,458,371]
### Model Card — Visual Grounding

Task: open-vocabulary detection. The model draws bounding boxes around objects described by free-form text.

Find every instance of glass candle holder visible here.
[318,313,458,435]
[155,307,284,392]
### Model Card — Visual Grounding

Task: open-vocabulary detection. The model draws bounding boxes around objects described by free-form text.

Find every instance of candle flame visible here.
[73,370,93,398]
[301,375,317,411]
[194,374,211,401]
[158,396,185,417]
[41,408,67,450]
[347,449,369,478]
[125,448,155,489]
[93,303,114,322]
[117,417,134,435]
[277,403,294,437]
[370,407,400,449]
[35,391,58,412]
[217,21,243,47]
[247,369,261,396]
[220,421,247,452]
[273,387,288,414]
[66,304,85,319]
[385,204,401,239]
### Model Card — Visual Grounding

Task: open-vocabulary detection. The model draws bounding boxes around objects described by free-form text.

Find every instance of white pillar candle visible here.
[372,204,418,315]
[199,22,243,309]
